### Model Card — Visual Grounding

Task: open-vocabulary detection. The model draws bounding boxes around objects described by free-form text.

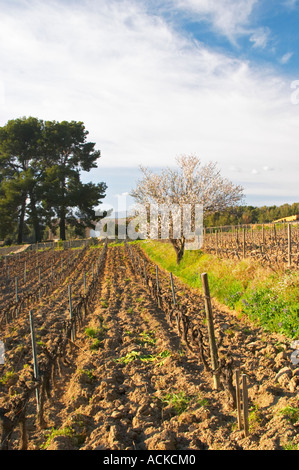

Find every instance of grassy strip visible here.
[136,240,299,340]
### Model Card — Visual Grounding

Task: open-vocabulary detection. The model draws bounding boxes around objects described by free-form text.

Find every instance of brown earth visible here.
[0,243,298,451]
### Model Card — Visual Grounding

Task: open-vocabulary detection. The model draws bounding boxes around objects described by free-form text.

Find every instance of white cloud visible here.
[284,0,299,8]
[263,166,274,172]
[0,0,298,204]
[170,0,259,44]
[280,52,294,64]
[249,27,271,49]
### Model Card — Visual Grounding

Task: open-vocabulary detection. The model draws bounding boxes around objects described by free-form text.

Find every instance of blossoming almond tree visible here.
[130,155,244,263]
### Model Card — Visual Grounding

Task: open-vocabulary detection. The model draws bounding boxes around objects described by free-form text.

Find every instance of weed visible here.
[197,397,210,409]
[224,329,235,337]
[0,370,16,385]
[116,349,171,365]
[115,350,140,364]
[156,349,171,366]
[161,391,192,415]
[283,440,298,450]
[78,368,96,381]
[41,426,74,449]
[178,348,186,356]
[85,327,99,338]
[240,288,299,338]
[279,406,299,424]
[137,331,157,346]
[84,326,107,350]
[249,404,263,431]
[41,424,86,449]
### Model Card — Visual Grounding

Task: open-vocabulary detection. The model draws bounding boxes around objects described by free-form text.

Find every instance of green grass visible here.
[41,426,74,449]
[161,391,192,415]
[115,349,171,365]
[136,331,157,346]
[280,406,299,424]
[137,240,299,339]
[41,425,86,449]
[84,325,108,350]
[100,299,108,308]
[0,369,16,385]
[160,390,210,416]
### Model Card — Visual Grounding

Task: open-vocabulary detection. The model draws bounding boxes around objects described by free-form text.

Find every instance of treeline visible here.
[204,202,299,227]
[0,117,107,244]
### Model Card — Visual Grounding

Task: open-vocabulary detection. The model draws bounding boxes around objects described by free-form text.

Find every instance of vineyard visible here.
[0,240,298,451]
[202,222,299,268]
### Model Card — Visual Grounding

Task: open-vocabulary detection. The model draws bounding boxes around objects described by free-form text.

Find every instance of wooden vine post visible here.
[288,223,292,268]
[170,272,176,306]
[29,311,40,413]
[235,368,250,437]
[83,272,86,294]
[242,374,249,437]
[201,272,220,390]
[38,267,41,300]
[156,265,161,308]
[235,369,242,430]
[143,260,148,285]
[15,276,18,303]
[68,285,74,341]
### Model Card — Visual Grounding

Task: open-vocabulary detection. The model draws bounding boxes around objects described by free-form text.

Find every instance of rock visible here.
[108,424,125,449]
[46,435,75,450]
[247,341,262,352]
[266,345,277,356]
[290,350,299,366]
[144,430,177,450]
[220,323,231,332]
[290,340,299,349]
[274,351,289,368]
[288,377,299,393]
[275,367,292,386]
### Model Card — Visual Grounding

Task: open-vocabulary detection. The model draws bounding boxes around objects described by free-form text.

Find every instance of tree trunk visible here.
[59,176,67,240]
[17,197,26,244]
[59,210,66,240]
[170,237,185,264]
[29,191,41,243]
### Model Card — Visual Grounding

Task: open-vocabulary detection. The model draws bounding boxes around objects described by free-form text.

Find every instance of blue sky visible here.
[0,0,299,211]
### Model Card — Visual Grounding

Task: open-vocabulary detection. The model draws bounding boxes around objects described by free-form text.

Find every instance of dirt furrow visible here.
[40,245,236,450]
[2,243,298,451]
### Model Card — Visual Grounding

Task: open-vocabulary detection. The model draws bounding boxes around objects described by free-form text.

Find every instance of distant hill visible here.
[204,202,299,227]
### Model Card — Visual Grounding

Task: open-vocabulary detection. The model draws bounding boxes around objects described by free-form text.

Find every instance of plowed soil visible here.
[1,243,298,451]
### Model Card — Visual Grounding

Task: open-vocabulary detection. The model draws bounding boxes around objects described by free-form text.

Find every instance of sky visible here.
[0,0,299,213]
